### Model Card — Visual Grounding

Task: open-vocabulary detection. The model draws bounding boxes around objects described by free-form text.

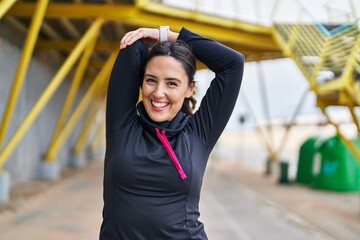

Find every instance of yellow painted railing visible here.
[273,20,360,162]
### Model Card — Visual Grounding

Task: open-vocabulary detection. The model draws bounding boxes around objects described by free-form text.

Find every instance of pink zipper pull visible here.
[155,128,187,180]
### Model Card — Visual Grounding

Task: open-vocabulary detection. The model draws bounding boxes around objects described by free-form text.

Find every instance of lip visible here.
[151,100,169,112]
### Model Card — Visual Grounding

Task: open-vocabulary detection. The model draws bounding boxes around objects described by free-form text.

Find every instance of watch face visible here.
[160,26,169,42]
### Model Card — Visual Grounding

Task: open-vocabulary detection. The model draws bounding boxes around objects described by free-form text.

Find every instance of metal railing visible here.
[272,19,360,162]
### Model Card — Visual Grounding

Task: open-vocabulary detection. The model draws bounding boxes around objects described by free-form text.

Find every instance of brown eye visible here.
[146,78,156,84]
[167,81,178,87]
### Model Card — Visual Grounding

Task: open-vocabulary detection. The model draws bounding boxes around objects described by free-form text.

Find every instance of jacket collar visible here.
[136,102,189,138]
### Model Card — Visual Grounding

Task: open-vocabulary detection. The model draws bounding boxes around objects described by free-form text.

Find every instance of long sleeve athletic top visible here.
[100,28,244,239]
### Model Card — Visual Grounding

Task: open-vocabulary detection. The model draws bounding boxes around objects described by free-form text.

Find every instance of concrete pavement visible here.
[0,157,359,240]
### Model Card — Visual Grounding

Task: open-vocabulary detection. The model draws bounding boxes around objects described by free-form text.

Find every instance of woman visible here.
[100,27,244,239]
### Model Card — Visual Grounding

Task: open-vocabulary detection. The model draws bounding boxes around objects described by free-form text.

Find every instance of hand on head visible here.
[120,27,179,49]
[120,28,160,49]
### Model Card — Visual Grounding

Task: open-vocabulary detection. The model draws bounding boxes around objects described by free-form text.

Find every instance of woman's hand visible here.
[120,27,180,49]
[120,28,159,49]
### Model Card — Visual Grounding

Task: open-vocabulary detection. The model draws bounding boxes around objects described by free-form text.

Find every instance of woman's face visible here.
[142,56,194,122]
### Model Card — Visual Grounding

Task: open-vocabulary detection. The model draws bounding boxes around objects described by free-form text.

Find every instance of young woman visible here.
[100,27,244,239]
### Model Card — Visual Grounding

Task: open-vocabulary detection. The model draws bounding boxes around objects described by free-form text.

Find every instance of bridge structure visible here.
[0,0,359,202]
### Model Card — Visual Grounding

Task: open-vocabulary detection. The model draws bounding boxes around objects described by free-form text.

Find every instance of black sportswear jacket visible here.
[100,28,244,239]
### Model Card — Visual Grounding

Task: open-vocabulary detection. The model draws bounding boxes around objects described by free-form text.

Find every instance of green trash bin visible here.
[279,161,290,184]
[313,135,360,192]
[295,136,319,184]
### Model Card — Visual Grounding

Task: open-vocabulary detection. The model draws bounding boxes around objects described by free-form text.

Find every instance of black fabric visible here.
[100,28,244,239]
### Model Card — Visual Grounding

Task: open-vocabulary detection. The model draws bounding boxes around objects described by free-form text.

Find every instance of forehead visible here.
[145,56,187,77]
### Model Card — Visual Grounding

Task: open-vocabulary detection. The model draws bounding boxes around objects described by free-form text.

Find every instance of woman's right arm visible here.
[106,40,148,133]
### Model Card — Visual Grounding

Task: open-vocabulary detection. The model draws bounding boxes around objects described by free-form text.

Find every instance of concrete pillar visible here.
[37,161,60,181]
[69,152,86,168]
[87,147,105,161]
[0,171,10,203]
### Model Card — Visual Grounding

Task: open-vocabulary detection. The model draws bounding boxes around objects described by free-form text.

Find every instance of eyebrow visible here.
[144,74,182,83]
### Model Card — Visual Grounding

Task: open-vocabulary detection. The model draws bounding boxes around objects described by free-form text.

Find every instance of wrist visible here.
[168,31,179,41]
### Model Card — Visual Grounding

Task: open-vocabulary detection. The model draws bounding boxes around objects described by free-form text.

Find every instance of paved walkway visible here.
[0,157,359,240]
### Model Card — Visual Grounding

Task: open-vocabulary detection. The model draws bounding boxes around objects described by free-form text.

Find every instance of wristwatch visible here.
[159,26,169,42]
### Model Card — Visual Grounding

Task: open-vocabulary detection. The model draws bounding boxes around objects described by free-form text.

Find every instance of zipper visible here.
[155,128,187,180]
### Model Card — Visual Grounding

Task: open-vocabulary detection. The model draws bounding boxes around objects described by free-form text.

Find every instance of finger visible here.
[120,32,133,49]
[120,30,142,49]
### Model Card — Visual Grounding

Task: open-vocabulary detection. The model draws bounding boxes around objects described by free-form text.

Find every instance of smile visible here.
[151,100,169,109]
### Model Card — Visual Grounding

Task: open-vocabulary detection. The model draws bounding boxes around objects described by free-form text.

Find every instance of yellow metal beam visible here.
[344,84,360,106]
[135,0,271,34]
[8,3,280,51]
[72,96,105,155]
[309,38,330,87]
[0,18,105,169]
[124,16,276,50]
[88,109,106,153]
[72,73,108,155]
[0,0,17,19]
[37,40,118,51]
[36,40,280,57]
[0,0,48,146]
[348,104,360,135]
[315,79,344,94]
[318,102,360,163]
[44,51,116,160]
[47,37,98,151]
[8,2,136,18]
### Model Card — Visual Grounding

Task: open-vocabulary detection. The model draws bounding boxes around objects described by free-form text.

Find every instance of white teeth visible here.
[152,101,167,108]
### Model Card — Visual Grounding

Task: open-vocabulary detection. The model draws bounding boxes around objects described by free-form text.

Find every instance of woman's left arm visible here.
[178,28,245,148]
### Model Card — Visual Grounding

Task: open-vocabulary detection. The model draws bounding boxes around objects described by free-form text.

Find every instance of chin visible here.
[149,115,170,123]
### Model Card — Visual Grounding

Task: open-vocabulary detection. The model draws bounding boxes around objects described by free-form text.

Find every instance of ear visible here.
[185,82,196,98]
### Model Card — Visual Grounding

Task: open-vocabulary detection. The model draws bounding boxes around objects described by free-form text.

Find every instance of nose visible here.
[153,83,166,98]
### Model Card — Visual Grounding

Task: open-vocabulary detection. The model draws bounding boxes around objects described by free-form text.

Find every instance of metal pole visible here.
[319,103,360,163]
[241,92,274,158]
[44,50,115,160]
[88,106,106,153]
[0,0,17,19]
[277,89,308,156]
[71,84,107,155]
[0,18,105,168]
[348,0,358,20]
[257,61,275,151]
[47,37,97,148]
[0,0,48,146]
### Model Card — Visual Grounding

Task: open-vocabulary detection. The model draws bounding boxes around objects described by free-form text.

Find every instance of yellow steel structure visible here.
[88,110,106,155]
[0,18,105,168]
[1,0,359,179]
[72,97,106,156]
[0,0,48,146]
[0,0,17,19]
[318,101,360,161]
[135,0,271,34]
[7,2,280,54]
[1,1,283,172]
[48,37,98,150]
[44,51,116,161]
[273,21,360,162]
[71,75,108,156]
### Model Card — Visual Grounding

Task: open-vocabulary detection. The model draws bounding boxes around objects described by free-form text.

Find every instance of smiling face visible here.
[142,55,195,122]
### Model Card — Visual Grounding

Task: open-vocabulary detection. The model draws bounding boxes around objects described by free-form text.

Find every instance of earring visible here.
[193,86,197,95]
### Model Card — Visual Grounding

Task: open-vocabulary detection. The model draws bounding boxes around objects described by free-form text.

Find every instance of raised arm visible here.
[178,28,245,148]
[107,28,180,133]
[106,40,148,133]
